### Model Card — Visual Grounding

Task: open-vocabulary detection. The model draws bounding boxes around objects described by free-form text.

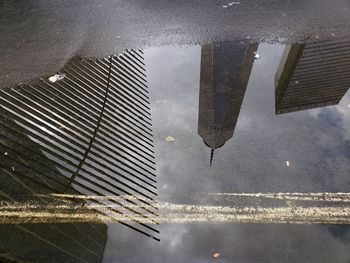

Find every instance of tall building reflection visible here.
[0,50,158,262]
[0,117,108,263]
[275,39,350,114]
[198,41,257,165]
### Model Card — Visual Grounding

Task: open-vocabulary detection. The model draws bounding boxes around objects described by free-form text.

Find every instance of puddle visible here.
[1,8,350,261]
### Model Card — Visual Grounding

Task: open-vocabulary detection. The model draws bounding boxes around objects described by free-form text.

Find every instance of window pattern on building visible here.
[0,49,159,255]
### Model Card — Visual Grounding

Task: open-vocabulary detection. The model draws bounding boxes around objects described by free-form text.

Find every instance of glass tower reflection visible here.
[275,38,350,114]
[198,41,257,165]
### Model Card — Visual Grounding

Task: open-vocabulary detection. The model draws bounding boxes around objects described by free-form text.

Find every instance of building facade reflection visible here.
[0,117,108,263]
[198,41,257,164]
[0,50,158,262]
[275,38,350,114]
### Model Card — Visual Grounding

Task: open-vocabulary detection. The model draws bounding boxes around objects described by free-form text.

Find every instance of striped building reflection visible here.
[275,38,350,114]
[0,50,158,262]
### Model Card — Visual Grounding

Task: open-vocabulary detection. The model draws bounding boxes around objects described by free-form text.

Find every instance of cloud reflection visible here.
[103,43,350,262]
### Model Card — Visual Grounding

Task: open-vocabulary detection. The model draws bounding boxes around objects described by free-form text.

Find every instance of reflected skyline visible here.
[197,38,350,166]
[2,1,350,262]
[0,40,350,263]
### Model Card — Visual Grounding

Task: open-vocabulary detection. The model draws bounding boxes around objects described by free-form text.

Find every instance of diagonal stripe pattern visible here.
[0,50,159,241]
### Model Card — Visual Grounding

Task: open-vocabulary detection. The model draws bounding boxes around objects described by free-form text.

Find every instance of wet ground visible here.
[2,0,350,88]
[1,1,350,263]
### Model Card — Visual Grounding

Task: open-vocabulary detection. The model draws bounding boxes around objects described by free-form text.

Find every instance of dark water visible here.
[1,2,350,262]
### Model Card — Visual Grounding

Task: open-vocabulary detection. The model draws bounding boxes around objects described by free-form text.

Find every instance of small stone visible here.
[4,152,8,156]
[213,252,221,258]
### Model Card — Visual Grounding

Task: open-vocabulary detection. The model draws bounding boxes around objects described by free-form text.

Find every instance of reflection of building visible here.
[0,50,158,261]
[198,41,257,164]
[275,39,350,114]
[0,117,108,263]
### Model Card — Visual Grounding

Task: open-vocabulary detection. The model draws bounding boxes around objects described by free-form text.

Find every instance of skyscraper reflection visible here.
[198,41,257,164]
[275,38,350,114]
[0,50,158,262]
[0,115,108,263]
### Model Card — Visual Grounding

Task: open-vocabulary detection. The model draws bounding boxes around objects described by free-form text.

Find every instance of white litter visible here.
[286,161,290,167]
[49,74,66,83]
[4,152,8,156]
[228,2,240,6]
[165,136,175,142]
[254,53,260,60]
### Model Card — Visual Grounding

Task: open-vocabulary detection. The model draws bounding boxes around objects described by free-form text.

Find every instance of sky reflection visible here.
[103,43,350,262]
